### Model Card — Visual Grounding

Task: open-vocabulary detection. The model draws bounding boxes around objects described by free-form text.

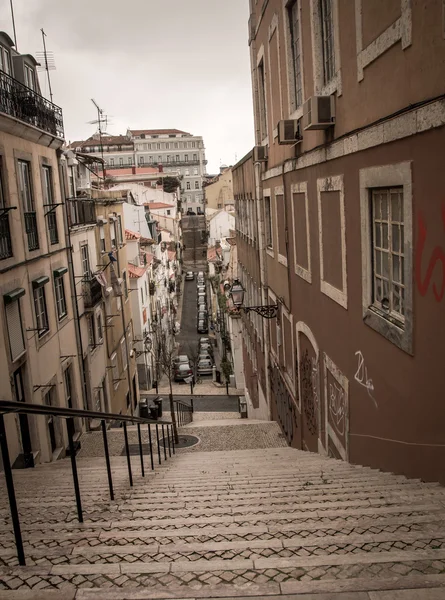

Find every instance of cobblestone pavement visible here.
[0,440,445,597]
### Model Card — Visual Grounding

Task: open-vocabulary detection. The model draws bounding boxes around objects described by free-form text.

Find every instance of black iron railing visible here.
[46,211,58,245]
[0,70,64,138]
[23,211,39,251]
[0,399,176,566]
[0,213,13,259]
[83,276,103,308]
[66,198,96,227]
[174,399,194,426]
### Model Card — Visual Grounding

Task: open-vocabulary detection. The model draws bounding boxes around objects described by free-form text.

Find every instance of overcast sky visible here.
[2,0,255,173]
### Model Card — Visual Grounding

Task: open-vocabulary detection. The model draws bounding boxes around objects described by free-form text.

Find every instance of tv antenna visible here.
[89,99,107,179]
[36,29,55,103]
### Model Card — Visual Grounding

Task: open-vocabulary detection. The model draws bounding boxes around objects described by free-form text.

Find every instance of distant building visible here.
[204,167,234,211]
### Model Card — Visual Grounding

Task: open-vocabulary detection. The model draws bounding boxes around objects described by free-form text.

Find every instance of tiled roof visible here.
[207,246,222,263]
[145,202,174,210]
[125,229,141,241]
[69,135,132,148]
[127,263,147,279]
[130,129,190,136]
[226,237,237,246]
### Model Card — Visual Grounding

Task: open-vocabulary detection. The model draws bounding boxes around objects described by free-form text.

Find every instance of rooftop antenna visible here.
[89,99,107,181]
[9,0,18,50]
[36,29,55,103]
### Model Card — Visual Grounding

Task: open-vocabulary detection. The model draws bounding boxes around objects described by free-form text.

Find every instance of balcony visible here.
[83,277,102,308]
[24,212,39,251]
[0,70,64,139]
[46,211,59,245]
[66,198,96,228]
[0,213,13,259]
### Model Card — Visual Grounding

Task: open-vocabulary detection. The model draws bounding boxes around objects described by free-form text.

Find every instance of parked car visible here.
[199,337,211,345]
[174,362,193,381]
[197,359,214,376]
[174,354,189,365]
[198,352,213,363]
[197,319,208,333]
[197,271,204,279]
[199,342,214,356]
[185,271,194,281]
[197,293,206,305]
[197,303,207,312]
[197,284,206,292]
[198,310,207,320]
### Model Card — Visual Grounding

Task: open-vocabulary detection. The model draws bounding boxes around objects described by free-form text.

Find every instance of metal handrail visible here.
[0,400,176,567]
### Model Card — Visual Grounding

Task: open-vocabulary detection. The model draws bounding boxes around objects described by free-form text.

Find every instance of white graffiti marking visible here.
[329,382,346,437]
[311,357,320,413]
[354,351,377,408]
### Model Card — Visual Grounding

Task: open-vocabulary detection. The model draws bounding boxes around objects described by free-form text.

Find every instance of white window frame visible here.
[291,181,311,282]
[264,188,274,257]
[309,0,342,96]
[275,186,287,266]
[80,244,90,279]
[54,275,67,321]
[111,352,119,389]
[33,285,49,337]
[120,337,128,371]
[317,174,347,309]
[283,0,305,119]
[256,45,269,144]
[99,225,106,252]
[5,296,26,361]
[359,161,413,354]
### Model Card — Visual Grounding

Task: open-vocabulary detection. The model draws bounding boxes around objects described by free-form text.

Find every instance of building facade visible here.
[234,0,445,483]
[0,32,84,467]
[204,167,235,211]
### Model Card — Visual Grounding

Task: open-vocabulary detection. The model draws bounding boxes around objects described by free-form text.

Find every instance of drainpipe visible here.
[57,152,89,415]
[254,159,272,421]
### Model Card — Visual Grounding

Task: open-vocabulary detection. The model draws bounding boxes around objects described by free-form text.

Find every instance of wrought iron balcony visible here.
[66,198,96,228]
[0,213,13,260]
[83,276,102,308]
[24,212,39,251]
[46,211,59,245]
[0,70,64,139]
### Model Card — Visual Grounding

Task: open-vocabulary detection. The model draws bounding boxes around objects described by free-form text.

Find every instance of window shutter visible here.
[6,300,25,360]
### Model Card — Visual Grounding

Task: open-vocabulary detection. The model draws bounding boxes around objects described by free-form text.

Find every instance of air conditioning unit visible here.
[96,217,107,225]
[277,119,302,145]
[302,96,335,130]
[253,145,268,162]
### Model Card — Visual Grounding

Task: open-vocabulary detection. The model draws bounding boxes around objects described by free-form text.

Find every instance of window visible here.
[81,244,91,279]
[158,155,162,163]
[64,366,73,408]
[186,181,191,190]
[18,160,34,212]
[42,165,53,205]
[128,157,133,165]
[117,215,123,246]
[371,188,405,320]
[140,288,144,304]
[122,269,128,299]
[0,45,11,74]
[167,210,171,216]
[110,221,116,248]
[139,156,144,165]
[110,158,115,166]
[265,196,273,248]
[193,154,197,161]
[0,159,12,260]
[176,155,180,162]
[288,0,303,109]
[120,337,128,371]
[185,169,190,176]
[110,352,119,387]
[99,225,106,252]
[193,168,198,175]
[195,181,199,189]
[97,310,103,341]
[33,283,49,337]
[119,157,124,166]
[68,167,75,198]
[258,60,268,139]
[43,166,58,245]
[184,154,188,162]
[166,155,170,162]
[87,313,96,348]
[24,64,36,90]
[4,289,26,361]
[320,0,335,85]
[54,274,67,320]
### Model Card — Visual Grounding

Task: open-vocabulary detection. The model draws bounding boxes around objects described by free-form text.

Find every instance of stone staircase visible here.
[0,422,445,599]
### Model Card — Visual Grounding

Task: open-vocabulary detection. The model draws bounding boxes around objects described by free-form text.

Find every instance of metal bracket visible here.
[33,384,57,392]
[43,203,63,216]
[0,206,17,217]
[242,304,279,319]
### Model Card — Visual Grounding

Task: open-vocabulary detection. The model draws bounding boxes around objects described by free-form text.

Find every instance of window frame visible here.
[18,160,34,212]
[286,0,304,112]
[0,45,12,75]
[54,274,67,321]
[80,244,91,279]
[320,0,335,85]
[33,284,50,338]
[257,57,268,141]
[264,193,274,253]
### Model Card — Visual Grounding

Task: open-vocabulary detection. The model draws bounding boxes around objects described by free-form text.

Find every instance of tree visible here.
[152,322,179,443]
[157,176,180,194]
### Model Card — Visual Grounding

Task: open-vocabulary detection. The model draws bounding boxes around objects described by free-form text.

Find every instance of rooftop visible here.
[125,229,141,241]
[127,263,147,279]
[145,202,175,210]
[130,129,190,136]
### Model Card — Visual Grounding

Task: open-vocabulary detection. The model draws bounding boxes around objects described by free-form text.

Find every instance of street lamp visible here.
[229,279,279,319]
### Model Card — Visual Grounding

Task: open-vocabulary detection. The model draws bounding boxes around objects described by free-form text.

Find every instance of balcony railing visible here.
[46,211,59,245]
[100,159,208,170]
[0,70,64,139]
[0,212,13,259]
[66,198,96,228]
[83,276,103,308]
[24,212,39,251]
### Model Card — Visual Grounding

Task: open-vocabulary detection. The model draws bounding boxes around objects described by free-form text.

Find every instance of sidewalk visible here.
[140,376,241,396]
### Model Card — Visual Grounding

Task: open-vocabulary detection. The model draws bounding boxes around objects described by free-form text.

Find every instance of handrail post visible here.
[161,424,167,460]
[101,420,114,501]
[137,423,145,477]
[191,398,194,413]
[171,424,175,454]
[167,424,171,457]
[67,417,83,523]
[0,414,25,566]
[156,424,162,464]
[123,422,133,487]
[148,424,154,470]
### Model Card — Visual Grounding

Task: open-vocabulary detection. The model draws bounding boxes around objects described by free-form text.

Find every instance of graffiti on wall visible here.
[299,350,318,435]
[415,207,445,302]
[329,381,346,438]
[354,351,377,408]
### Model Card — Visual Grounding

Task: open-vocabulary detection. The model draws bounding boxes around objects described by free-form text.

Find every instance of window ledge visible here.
[363,306,412,355]
[266,247,275,259]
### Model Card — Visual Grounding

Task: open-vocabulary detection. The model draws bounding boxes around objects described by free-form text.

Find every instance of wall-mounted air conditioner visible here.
[302,96,335,130]
[97,217,107,225]
[277,119,302,145]
[253,145,268,162]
